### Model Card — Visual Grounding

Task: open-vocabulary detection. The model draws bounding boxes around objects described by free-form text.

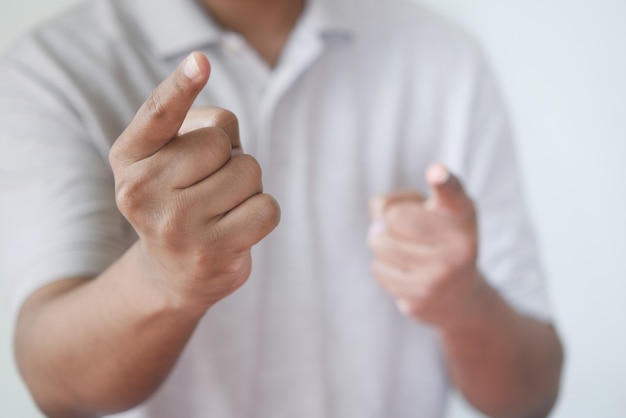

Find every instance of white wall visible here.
[1,1,625,417]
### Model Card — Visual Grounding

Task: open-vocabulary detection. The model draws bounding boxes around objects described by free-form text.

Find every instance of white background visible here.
[1,0,625,417]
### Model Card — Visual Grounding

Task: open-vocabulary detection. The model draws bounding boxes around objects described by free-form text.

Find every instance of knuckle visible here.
[229,194,280,252]
[386,205,404,226]
[172,76,186,97]
[235,154,263,182]
[192,128,232,166]
[114,167,177,232]
[210,128,234,159]
[145,91,169,122]
[212,109,239,132]
[254,194,281,226]
[386,204,418,229]
[109,141,133,169]
[115,179,143,215]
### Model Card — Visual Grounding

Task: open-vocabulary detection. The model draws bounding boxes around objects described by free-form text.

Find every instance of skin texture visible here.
[15,2,297,415]
[368,164,563,417]
[16,53,280,417]
[14,1,563,417]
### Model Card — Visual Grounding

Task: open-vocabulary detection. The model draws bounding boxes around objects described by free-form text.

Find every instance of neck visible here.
[200,0,305,67]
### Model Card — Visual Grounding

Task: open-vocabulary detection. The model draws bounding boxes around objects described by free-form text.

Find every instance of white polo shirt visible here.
[0,0,552,417]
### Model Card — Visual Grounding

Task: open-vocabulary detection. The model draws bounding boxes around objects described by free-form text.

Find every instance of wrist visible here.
[439,269,496,338]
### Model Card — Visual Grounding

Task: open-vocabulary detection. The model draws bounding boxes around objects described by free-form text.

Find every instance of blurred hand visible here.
[368,163,482,329]
[109,52,280,309]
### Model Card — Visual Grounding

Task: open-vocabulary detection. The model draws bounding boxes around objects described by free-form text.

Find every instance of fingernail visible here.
[183,53,201,79]
[428,163,450,185]
[367,219,386,243]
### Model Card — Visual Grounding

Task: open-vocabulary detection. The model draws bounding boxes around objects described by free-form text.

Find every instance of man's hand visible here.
[368,163,482,329]
[14,53,280,417]
[109,52,280,309]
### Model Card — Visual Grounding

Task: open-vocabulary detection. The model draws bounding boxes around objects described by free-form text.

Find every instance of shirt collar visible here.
[126,0,222,59]
[127,0,357,59]
[303,0,357,37]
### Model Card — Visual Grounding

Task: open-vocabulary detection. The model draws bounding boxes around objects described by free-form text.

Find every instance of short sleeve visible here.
[0,57,128,326]
[461,53,552,323]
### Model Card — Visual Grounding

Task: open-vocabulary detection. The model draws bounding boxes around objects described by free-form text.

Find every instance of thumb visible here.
[111,52,210,165]
[424,163,471,215]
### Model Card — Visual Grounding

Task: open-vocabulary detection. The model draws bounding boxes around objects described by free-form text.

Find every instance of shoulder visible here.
[351,0,486,73]
[3,0,137,67]
[0,0,144,98]
[0,0,161,99]
[0,0,160,146]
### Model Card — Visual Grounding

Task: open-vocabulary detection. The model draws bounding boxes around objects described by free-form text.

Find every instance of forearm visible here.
[440,276,564,418]
[15,243,207,418]
[12,52,279,418]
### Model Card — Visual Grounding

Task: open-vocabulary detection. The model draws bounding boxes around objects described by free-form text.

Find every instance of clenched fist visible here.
[109,52,280,309]
[368,163,483,330]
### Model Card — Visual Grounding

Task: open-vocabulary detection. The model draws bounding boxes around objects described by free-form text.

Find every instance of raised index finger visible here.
[111,52,210,164]
[424,163,473,217]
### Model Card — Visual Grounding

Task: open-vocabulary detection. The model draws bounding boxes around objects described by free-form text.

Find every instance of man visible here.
[0,0,563,417]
